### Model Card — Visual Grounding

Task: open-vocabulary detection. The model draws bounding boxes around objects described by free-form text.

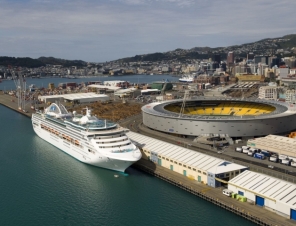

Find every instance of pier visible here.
[133,159,295,226]
[0,91,33,118]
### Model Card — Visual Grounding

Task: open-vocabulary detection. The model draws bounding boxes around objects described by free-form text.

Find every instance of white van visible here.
[291,161,296,167]
[235,147,242,152]
[269,155,278,162]
[242,148,249,154]
[249,148,258,152]
[281,159,291,166]
[222,189,233,197]
[242,146,249,150]
[279,154,288,160]
[247,150,254,156]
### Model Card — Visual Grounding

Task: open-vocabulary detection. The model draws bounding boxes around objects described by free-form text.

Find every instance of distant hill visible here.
[116,34,296,63]
[1,34,296,66]
[38,57,86,67]
[0,56,86,68]
[0,56,45,68]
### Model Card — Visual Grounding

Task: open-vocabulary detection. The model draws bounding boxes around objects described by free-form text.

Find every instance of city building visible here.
[285,89,296,104]
[227,52,234,65]
[258,86,284,100]
[247,52,254,60]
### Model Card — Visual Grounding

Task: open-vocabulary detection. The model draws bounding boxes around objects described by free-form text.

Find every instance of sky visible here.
[0,0,295,62]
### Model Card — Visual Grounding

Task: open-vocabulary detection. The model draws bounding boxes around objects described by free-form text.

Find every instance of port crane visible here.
[10,68,27,111]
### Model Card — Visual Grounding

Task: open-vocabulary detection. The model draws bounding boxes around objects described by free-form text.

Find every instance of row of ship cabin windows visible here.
[143,150,207,175]
[98,142,131,148]
[41,124,80,146]
[96,138,128,144]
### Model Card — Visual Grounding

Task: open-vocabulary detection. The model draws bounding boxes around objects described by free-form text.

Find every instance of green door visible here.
[198,176,201,182]
[170,165,174,171]
[183,170,187,176]
[158,158,162,166]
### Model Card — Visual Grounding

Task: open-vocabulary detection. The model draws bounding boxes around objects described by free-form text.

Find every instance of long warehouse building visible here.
[228,170,296,220]
[247,135,296,158]
[127,131,248,187]
[38,92,109,104]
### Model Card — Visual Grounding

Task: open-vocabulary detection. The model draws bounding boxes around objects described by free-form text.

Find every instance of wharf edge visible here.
[133,159,293,226]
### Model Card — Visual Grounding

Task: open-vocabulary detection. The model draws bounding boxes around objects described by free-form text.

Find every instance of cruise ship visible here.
[31,103,142,172]
[178,74,195,83]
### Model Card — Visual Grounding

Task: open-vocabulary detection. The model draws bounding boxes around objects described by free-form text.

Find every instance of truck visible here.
[260,150,271,157]
[254,153,265,160]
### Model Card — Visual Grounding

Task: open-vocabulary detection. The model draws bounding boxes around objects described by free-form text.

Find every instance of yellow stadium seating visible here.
[166,102,275,116]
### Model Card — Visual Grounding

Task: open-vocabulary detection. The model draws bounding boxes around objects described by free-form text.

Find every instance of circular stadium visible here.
[141,98,296,138]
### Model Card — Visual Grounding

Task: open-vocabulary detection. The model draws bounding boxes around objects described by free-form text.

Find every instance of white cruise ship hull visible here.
[32,116,140,172]
[179,78,193,83]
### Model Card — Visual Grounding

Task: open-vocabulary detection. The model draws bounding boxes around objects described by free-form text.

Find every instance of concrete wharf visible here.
[134,159,295,226]
[0,91,295,225]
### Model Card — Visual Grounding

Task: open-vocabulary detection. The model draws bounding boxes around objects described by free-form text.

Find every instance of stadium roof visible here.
[229,170,296,207]
[142,98,293,120]
[127,131,247,174]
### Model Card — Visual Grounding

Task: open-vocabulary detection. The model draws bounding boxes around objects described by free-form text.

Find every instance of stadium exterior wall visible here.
[142,100,296,138]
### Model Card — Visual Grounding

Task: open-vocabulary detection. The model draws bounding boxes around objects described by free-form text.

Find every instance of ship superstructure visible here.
[179,74,195,83]
[32,103,142,172]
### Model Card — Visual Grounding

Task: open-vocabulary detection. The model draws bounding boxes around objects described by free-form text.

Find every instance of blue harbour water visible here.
[0,75,255,226]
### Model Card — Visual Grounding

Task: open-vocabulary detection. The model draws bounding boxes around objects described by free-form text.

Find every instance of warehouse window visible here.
[193,168,196,171]
[198,170,201,173]
[203,172,207,175]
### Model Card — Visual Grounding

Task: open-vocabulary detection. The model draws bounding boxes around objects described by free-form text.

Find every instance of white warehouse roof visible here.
[247,135,296,157]
[88,84,121,91]
[39,92,109,102]
[127,131,247,175]
[229,170,296,208]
